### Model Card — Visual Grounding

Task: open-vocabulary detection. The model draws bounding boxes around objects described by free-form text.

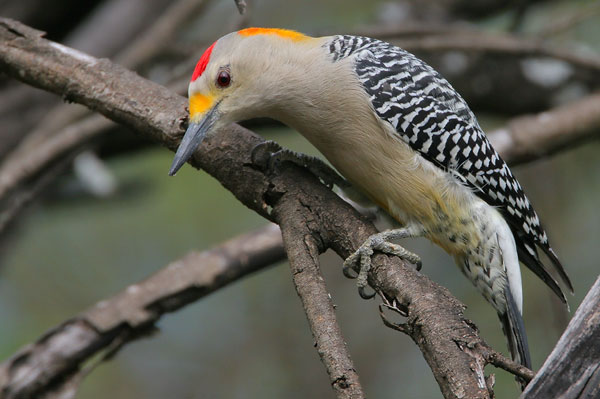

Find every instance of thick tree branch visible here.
[521,276,600,399]
[0,18,532,398]
[0,224,285,399]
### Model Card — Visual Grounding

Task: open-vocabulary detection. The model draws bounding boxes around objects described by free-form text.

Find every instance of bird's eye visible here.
[216,70,231,87]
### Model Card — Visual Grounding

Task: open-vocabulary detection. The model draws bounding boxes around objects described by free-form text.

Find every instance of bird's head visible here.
[169,28,314,176]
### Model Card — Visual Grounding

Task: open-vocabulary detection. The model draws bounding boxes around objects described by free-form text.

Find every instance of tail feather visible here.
[515,238,567,304]
[540,245,573,294]
[499,287,531,389]
[513,230,570,304]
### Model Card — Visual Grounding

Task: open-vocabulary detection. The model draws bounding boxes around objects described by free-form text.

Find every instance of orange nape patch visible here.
[238,27,308,41]
[189,93,215,120]
[191,41,216,81]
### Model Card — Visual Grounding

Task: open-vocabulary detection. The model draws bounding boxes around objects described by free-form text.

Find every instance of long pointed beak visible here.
[169,106,219,176]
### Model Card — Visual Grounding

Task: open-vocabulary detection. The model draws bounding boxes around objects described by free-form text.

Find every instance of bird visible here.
[168,27,573,369]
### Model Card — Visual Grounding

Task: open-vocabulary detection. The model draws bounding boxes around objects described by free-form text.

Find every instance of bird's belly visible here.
[326,134,523,310]
[315,129,480,255]
[298,118,523,308]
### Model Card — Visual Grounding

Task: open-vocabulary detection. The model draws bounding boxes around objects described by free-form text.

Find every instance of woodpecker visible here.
[169,28,573,368]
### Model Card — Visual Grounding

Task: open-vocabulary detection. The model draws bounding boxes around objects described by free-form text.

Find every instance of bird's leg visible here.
[251,140,349,189]
[344,227,423,299]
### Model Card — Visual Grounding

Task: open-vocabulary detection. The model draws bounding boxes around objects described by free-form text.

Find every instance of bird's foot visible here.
[343,228,422,299]
[251,140,349,189]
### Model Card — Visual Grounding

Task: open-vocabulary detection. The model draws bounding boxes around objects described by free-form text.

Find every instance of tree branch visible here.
[0,17,533,398]
[0,0,176,160]
[0,114,112,202]
[233,0,247,15]
[115,0,211,68]
[275,182,364,398]
[391,32,600,72]
[0,224,285,399]
[0,0,212,209]
[488,92,600,165]
[521,276,600,399]
[0,150,77,237]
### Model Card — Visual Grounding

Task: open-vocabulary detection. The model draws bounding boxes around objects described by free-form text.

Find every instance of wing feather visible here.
[327,35,572,296]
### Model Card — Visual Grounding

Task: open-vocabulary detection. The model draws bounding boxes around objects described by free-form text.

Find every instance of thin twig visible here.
[0,115,111,201]
[0,152,76,234]
[233,0,247,15]
[346,24,600,72]
[537,3,600,38]
[117,0,212,68]
[345,24,474,40]
[483,348,535,382]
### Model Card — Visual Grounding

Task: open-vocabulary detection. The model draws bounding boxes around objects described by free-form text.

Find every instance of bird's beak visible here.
[168,105,219,176]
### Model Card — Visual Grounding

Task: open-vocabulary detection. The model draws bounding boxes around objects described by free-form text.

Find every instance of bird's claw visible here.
[342,263,358,279]
[250,140,348,190]
[343,238,376,300]
[343,228,422,300]
[250,140,283,171]
[299,156,348,190]
[358,285,377,299]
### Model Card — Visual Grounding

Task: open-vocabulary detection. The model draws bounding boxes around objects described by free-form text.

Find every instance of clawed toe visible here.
[415,259,422,271]
[342,263,358,279]
[250,140,347,189]
[250,140,282,170]
[342,228,422,301]
[358,285,376,299]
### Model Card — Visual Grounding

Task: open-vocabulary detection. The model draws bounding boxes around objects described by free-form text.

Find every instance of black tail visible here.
[510,228,573,305]
[499,287,531,389]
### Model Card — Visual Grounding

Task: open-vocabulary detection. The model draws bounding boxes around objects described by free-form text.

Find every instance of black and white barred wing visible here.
[327,35,572,298]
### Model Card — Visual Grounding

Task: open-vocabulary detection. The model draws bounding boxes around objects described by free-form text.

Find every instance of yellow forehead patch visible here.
[189,93,215,121]
[238,27,308,41]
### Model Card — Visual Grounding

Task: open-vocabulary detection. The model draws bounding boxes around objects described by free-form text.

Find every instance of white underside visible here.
[478,201,523,313]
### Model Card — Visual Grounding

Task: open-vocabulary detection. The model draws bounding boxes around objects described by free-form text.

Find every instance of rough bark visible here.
[521,277,600,399]
[275,192,364,398]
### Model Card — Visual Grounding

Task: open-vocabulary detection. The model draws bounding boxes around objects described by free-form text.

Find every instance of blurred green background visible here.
[1,0,599,398]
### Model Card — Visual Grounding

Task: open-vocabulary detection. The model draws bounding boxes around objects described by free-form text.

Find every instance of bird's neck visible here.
[262,43,372,148]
